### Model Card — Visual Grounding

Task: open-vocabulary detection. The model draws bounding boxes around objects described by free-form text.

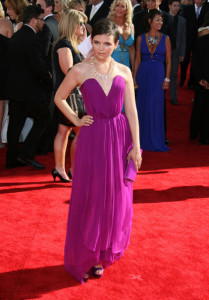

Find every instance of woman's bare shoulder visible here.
[70,60,92,84]
[0,19,12,29]
[0,19,13,37]
[73,60,91,73]
[114,61,132,82]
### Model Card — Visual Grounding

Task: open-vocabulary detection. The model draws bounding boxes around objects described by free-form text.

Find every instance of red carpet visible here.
[1,84,209,300]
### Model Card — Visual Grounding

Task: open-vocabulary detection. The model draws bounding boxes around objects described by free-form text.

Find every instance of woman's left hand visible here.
[76,115,94,127]
[162,80,170,90]
[127,147,142,171]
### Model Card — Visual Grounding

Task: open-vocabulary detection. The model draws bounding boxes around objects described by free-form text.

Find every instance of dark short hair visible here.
[168,0,180,5]
[144,9,163,33]
[45,0,54,7]
[92,19,119,43]
[22,4,44,24]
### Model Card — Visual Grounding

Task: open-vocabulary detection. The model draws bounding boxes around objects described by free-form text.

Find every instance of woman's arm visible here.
[163,35,171,90]
[54,65,93,127]
[123,68,142,170]
[133,35,141,82]
[57,47,73,75]
[129,24,135,72]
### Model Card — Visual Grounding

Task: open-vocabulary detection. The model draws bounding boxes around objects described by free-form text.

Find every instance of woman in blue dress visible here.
[134,9,171,152]
[108,0,135,71]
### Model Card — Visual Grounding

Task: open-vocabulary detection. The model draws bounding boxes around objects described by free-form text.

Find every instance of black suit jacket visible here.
[133,9,174,46]
[38,15,59,72]
[7,25,51,102]
[85,2,110,27]
[181,3,209,48]
[133,4,142,15]
[193,34,209,90]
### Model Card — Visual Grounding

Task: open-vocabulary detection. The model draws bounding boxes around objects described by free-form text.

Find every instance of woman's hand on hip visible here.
[77,115,94,127]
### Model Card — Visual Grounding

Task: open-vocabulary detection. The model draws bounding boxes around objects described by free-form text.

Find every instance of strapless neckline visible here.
[80,75,125,97]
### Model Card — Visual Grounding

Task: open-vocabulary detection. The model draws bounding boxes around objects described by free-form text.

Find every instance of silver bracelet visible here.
[164,78,170,82]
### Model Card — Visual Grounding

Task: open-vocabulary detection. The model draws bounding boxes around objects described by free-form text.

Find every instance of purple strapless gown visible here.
[64,75,133,283]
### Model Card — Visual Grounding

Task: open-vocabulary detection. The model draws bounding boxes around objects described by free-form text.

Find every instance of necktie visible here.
[196,7,200,19]
[90,6,97,20]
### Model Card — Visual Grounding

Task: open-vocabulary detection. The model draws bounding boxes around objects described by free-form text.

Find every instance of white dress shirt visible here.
[90,1,104,20]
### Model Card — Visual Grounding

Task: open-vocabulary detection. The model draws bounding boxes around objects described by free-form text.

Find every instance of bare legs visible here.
[54,124,72,180]
[69,127,80,176]
[0,101,5,148]
[53,125,81,180]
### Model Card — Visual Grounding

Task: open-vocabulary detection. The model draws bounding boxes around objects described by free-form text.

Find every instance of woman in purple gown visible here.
[54,19,142,284]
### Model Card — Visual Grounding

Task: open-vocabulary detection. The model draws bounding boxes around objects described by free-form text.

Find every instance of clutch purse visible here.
[124,159,137,182]
[124,149,143,182]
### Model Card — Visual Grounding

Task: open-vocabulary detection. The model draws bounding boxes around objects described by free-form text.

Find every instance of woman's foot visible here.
[92,265,104,278]
[83,272,90,282]
[52,168,71,182]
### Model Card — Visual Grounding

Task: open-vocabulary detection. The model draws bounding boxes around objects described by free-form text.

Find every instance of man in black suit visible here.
[85,0,110,27]
[36,0,58,72]
[131,0,142,15]
[6,5,52,169]
[180,0,209,88]
[36,0,59,153]
[190,34,209,145]
[169,0,186,105]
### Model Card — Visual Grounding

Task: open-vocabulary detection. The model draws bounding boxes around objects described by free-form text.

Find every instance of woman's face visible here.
[75,19,85,37]
[114,1,127,19]
[54,0,62,13]
[92,34,118,60]
[75,4,85,13]
[6,5,18,21]
[150,15,163,31]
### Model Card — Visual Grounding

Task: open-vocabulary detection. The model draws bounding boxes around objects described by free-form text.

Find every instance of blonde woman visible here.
[52,10,87,182]
[68,0,92,35]
[108,0,135,71]
[0,2,13,148]
[67,0,86,12]
[4,0,29,32]
[54,0,71,23]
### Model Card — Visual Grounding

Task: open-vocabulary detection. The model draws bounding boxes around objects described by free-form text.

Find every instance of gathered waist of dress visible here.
[90,113,124,121]
[141,57,164,63]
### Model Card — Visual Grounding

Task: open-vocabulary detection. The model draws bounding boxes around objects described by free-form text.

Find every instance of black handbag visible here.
[67,88,86,119]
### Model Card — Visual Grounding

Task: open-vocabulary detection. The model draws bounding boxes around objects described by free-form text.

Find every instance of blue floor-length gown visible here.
[136,34,170,152]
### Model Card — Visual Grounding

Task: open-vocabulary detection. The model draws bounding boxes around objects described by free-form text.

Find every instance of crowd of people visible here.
[0,0,209,283]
